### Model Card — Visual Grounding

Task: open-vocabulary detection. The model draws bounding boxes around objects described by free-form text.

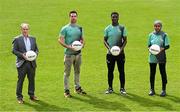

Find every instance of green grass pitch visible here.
[0,0,180,111]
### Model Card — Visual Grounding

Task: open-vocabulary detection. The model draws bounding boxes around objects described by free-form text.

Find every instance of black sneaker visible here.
[120,88,126,95]
[64,89,72,98]
[105,88,113,94]
[149,89,155,96]
[160,90,166,97]
[75,87,87,94]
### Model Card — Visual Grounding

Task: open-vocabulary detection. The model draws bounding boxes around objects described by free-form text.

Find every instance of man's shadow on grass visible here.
[71,94,131,111]
[165,94,180,103]
[24,100,70,111]
[114,92,175,111]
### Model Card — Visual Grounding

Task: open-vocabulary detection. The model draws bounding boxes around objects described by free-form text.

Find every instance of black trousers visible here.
[106,53,125,89]
[16,61,36,99]
[149,63,167,91]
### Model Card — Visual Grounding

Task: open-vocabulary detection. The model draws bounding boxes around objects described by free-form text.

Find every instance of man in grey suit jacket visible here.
[12,23,39,104]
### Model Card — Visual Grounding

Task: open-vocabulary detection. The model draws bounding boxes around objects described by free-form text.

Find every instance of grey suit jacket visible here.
[12,35,39,68]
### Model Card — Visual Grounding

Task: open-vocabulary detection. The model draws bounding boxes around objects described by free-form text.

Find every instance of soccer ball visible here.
[72,41,83,51]
[26,50,37,61]
[149,44,160,55]
[110,46,120,56]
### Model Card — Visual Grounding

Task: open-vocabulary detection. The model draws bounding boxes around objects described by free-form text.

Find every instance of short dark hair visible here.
[69,10,78,16]
[111,12,119,17]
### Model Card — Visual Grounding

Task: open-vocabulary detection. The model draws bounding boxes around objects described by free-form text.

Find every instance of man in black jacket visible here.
[12,23,39,104]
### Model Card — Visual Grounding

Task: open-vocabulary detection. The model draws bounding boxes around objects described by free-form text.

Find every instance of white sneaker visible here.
[120,88,126,95]
[105,88,113,94]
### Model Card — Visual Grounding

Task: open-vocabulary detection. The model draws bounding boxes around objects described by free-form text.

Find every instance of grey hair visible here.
[20,23,29,29]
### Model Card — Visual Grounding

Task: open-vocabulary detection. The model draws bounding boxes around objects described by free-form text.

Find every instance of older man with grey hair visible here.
[12,23,39,104]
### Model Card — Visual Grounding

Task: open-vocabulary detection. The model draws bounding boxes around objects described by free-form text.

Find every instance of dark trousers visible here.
[106,53,125,89]
[149,63,167,91]
[16,61,36,99]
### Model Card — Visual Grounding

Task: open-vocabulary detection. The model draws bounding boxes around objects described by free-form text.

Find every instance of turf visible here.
[0,0,180,111]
